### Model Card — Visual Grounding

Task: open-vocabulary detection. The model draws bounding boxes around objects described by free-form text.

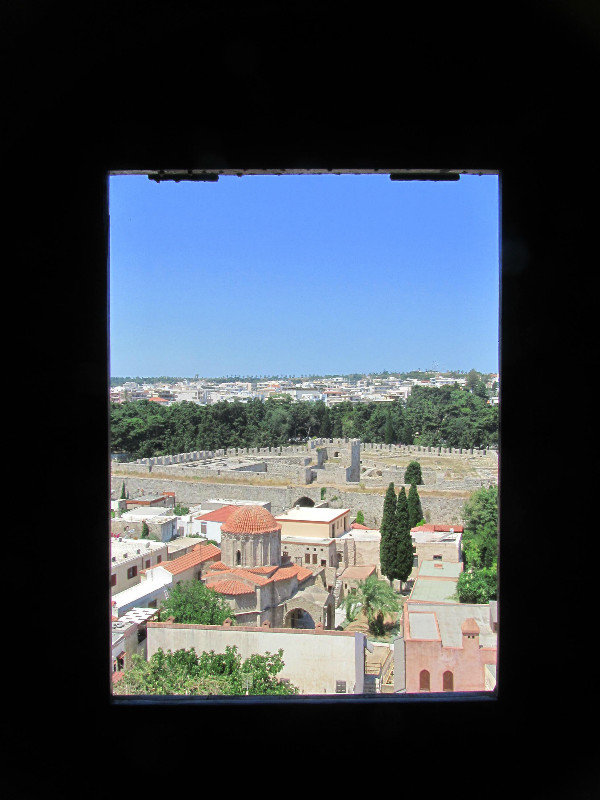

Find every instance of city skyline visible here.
[109,173,499,377]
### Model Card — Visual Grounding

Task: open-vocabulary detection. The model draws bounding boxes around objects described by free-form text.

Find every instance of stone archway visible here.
[284,607,316,629]
[294,496,315,507]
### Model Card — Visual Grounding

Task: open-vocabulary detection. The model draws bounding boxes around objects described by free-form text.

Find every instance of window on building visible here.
[137,626,147,643]
[419,670,430,691]
[433,554,442,561]
[111,574,117,587]
[443,670,454,691]
[201,522,207,535]
[157,555,162,564]
[236,550,242,565]
[335,680,347,693]
[321,559,326,566]
[312,554,318,564]
[127,566,137,579]
[145,559,151,568]
[305,554,310,563]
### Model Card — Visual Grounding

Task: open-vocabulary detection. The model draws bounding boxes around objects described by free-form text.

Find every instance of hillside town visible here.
[110,371,500,408]
[110,435,498,697]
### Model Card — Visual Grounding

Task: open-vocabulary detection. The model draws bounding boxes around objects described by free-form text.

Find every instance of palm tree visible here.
[345,575,400,636]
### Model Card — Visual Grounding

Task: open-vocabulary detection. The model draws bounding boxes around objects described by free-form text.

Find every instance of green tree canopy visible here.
[461,484,498,570]
[455,567,497,604]
[161,580,235,626]
[407,484,424,529]
[113,646,298,695]
[404,460,423,485]
[345,575,400,636]
[141,521,150,539]
[355,509,365,525]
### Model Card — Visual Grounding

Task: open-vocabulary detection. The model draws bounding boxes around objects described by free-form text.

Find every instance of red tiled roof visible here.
[410,524,464,533]
[245,565,279,576]
[195,505,240,523]
[351,523,370,530]
[112,670,125,683]
[161,543,221,575]
[207,579,255,596]
[208,561,230,570]
[221,505,281,535]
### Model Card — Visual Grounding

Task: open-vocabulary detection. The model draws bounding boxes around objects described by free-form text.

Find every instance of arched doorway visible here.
[284,607,316,629]
[294,496,315,507]
[419,669,430,691]
[443,670,454,691]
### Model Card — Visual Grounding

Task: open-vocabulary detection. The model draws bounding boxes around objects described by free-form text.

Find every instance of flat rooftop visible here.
[276,508,350,523]
[406,601,497,649]
[409,578,458,603]
[417,560,463,579]
[120,507,173,520]
[111,538,167,562]
[340,530,380,541]
[409,612,439,640]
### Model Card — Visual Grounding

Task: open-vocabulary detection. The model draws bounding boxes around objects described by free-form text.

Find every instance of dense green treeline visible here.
[110,386,497,460]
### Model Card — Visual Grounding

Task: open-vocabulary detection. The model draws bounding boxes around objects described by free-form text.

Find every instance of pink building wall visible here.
[404,612,496,692]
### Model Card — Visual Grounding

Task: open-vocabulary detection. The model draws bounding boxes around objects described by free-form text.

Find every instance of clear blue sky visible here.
[109,173,499,378]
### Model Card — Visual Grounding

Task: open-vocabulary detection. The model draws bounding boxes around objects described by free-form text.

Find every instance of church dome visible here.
[221,505,281,536]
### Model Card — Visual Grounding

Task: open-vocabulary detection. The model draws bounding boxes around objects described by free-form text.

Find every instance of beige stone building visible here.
[275,507,351,539]
[202,505,336,629]
[110,538,168,595]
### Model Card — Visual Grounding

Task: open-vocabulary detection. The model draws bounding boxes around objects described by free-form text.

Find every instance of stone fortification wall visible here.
[111,473,468,527]
[113,462,312,485]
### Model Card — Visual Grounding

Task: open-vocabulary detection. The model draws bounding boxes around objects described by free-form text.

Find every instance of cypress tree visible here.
[356,510,365,525]
[120,482,126,500]
[395,487,414,586]
[407,483,424,529]
[404,460,423,485]
[379,482,397,584]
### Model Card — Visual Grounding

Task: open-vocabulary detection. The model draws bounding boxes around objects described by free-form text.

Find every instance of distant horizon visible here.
[110,174,499,376]
[110,367,498,382]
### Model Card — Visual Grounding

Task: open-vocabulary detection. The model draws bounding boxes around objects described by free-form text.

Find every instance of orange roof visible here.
[208,561,230,571]
[221,505,281,535]
[195,505,240,523]
[161,543,221,575]
[206,579,255,596]
[245,565,279,576]
[410,524,464,533]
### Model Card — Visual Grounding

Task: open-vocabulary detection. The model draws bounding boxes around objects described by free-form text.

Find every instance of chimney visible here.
[461,618,480,651]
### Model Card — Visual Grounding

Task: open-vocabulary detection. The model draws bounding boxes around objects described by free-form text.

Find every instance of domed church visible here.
[203,505,335,629]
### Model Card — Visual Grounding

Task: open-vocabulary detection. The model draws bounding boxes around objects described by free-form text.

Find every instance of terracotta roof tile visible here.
[207,579,255,596]
[195,505,240,523]
[161,543,221,575]
[221,505,281,535]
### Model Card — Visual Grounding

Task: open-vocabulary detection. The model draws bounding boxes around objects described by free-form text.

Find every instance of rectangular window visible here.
[433,555,442,561]
[127,566,137,579]
[321,559,326,566]
[145,559,150,568]
[111,574,117,587]
[305,554,310,563]
[312,554,317,564]
[201,522,207,534]
[157,555,162,564]
[336,680,347,693]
